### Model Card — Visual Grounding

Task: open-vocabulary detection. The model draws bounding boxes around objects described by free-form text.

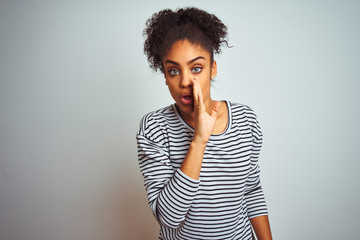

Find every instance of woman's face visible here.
[162,39,217,117]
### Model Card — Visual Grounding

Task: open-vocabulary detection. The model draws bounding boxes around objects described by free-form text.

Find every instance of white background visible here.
[1,0,359,239]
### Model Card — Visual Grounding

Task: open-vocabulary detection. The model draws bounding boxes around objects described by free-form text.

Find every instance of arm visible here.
[137,79,220,228]
[250,215,272,240]
[243,108,272,239]
[180,78,220,180]
[137,132,200,229]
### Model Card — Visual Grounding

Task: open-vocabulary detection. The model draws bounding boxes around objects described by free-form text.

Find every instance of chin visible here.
[176,103,194,114]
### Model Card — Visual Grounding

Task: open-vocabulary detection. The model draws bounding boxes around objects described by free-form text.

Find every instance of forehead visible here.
[163,39,211,62]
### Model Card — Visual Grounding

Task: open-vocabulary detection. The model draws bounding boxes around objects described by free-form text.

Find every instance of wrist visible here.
[191,137,207,150]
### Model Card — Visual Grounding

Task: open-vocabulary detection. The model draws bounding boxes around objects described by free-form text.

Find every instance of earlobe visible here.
[163,71,168,85]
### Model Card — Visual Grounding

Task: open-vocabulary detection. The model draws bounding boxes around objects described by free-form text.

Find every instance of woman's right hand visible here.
[191,78,221,146]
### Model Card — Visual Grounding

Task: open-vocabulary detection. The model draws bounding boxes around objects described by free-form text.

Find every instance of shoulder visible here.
[228,101,258,120]
[227,101,262,135]
[137,104,176,137]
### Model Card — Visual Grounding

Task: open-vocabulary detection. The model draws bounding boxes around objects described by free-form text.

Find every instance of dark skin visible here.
[251,215,272,240]
[162,39,272,239]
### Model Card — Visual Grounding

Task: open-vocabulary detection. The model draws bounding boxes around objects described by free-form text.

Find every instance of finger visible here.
[210,101,221,119]
[197,85,205,110]
[192,78,205,110]
[192,78,200,109]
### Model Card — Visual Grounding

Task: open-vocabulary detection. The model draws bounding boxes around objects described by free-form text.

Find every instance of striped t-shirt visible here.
[136,101,268,240]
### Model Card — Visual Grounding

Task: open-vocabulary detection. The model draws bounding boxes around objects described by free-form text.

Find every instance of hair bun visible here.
[143,7,229,72]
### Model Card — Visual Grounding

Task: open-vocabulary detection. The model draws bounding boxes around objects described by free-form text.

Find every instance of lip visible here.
[180,93,193,105]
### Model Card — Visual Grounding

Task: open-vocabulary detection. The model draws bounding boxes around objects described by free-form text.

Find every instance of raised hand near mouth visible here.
[180,77,221,180]
[192,77,221,146]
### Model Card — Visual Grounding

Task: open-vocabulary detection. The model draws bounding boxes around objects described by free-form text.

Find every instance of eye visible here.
[192,67,202,73]
[168,69,180,76]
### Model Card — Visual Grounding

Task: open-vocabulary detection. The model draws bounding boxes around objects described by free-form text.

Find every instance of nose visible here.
[180,72,193,88]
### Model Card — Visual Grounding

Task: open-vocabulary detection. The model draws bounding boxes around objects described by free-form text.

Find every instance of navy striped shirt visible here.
[137,101,268,240]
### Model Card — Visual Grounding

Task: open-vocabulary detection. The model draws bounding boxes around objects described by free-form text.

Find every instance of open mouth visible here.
[181,95,193,105]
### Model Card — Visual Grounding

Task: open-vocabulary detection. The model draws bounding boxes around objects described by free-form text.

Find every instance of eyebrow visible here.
[164,56,205,66]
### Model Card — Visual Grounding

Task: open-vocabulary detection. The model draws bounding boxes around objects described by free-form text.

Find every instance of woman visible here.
[137,7,272,240]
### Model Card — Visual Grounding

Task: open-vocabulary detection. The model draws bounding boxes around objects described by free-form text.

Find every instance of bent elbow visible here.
[159,218,182,229]
[157,210,183,229]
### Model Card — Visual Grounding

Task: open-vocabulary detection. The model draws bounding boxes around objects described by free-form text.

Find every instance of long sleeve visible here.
[243,108,268,219]
[136,114,200,229]
[136,103,270,239]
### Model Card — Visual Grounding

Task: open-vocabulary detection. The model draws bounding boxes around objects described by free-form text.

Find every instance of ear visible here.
[211,60,217,79]
[163,70,168,85]
[163,72,168,85]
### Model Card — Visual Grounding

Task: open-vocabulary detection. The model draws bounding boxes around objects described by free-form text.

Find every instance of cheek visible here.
[166,83,178,97]
[200,73,211,85]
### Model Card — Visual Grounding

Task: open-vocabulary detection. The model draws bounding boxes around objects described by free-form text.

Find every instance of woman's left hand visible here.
[191,78,221,146]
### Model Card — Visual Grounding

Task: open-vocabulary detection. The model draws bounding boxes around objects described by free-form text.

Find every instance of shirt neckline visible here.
[172,100,232,138]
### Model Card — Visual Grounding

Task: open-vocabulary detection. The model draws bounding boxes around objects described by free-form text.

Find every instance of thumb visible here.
[210,101,221,118]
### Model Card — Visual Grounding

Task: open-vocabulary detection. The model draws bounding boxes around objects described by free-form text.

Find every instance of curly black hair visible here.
[143,7,229,73]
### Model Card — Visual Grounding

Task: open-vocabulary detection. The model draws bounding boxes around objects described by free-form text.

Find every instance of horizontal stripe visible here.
[137,101,268,240]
